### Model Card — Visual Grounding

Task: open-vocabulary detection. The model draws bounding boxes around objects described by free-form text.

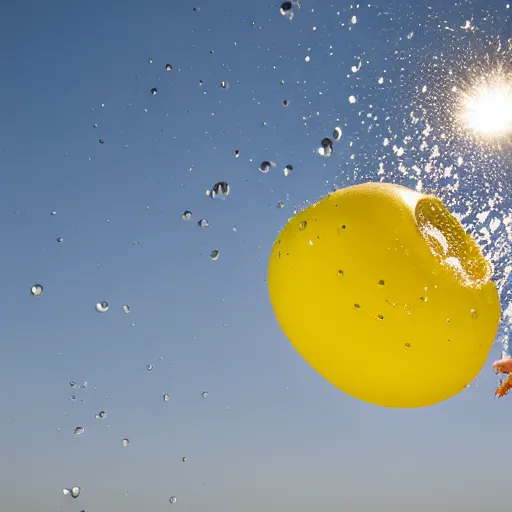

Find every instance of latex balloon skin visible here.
[268,182,500,408]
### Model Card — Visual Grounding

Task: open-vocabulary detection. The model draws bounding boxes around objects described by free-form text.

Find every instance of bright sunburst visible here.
[461,81,512,137]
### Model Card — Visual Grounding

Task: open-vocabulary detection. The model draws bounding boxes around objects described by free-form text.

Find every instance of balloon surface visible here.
[268,182,500,408]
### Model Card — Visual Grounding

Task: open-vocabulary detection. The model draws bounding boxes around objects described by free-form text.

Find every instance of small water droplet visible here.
[282,99,289,107]
[70,381,76,387]
[470,309,478,319]
[337,269,344,277]
[405,343,411,348]
[259,160,273,173]
[349,95,357,103]
[99,139,104,144]
[211,181,230,199]
[95,301,109,313]
[446,318,451,323]
[123,304,130,313]
[210,249,220,260]
[96,411,107,419]
[181,210,192,220]
[377,314,384,320]
[283,164,293,176]
[163,393,170,402]
[198,219,209,227]
[71,486,81,498]
[165,64,173,71]
[333,127,343,141]
[50,210,57,216]
[298,220,307,230]
[280,1,292,16]
[122,438,130,447]
[378,279,385,287]
[57,237,64,243]
[182,456,187,462]
[220,80,229,88]
[277,201,285,209]
[319,137,333,157]
[420,296,428,303]
[354,303,361,309]
[73,426,85,437]
[146,364,153,371]
[31,284,43,296]
[202,391,208,399]
[234,149,240,158]
[150,87,158,96]
[169,496,177,504]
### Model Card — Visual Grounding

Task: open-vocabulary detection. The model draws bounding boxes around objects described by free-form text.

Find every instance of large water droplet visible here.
[31,284,43,297]
[333,127,343,141]
[259,160,274,173]
[181,210,192,220]
[95,301,109,313]
[169,496,177,504]
[63,486,81,499]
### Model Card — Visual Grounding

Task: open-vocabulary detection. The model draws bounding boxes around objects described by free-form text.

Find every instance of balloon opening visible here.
[415,197,491,289]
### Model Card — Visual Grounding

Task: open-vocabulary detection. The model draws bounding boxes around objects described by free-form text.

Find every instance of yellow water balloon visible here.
[268,182,500,408]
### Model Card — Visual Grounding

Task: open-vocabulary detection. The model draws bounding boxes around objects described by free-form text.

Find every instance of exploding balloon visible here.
[268,182,500,408]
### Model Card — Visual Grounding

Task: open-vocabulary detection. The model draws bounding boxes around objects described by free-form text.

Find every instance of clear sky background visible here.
[1,0,512,511]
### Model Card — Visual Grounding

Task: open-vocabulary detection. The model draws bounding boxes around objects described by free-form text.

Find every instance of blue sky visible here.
[1,0,512,511]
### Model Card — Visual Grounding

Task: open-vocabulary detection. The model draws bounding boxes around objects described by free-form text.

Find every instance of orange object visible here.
[495,375,512,398]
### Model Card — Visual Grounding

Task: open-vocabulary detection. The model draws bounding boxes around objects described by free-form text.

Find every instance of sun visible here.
[460,80,512,137]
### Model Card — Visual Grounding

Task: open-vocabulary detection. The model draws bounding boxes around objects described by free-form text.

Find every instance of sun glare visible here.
[461,82,512,137]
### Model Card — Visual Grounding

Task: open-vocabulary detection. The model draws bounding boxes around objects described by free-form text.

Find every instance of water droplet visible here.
[148,58,153,64]
[73,426,85,437]
[95,301,109,313]
[348,95,357,103]
[350,15,357,24]
[319,137,333,157]
[209,49,215,54]
[333,127,343,141]
[123,304,130,313]
[470,309,478,319]
[354,303,361,309]
[420,296,428,303]
[198,219,209,227]
[181,210,192,220]
[169,496,177,504]
[377,314,384,320]
[280,1,292,15]
[182,456,187,462]
[57,237,64,243]
[234,149,240,158]
[282,99,289,107]
[63,486,80,499]
[338,269,344,277]
[50,210,57,216]
[283,164,293,176]
[405,342,411,348]
[277,201,285,209]
[150,87,158,96]
[210,249,220,261]
[298,220,307,230]
[211,181,230,199]
[122,438,130,447]
[70,381,76,387]
[378,279,385,286]
[146,364,153,371]
[202,391,208,399]
[163,393,170,402]
[220,80,229,88]
[99,139,104,144]
[165,64,173,71]
[259,160,273,173]
[31,284,43,297]
[96,411,107,419]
